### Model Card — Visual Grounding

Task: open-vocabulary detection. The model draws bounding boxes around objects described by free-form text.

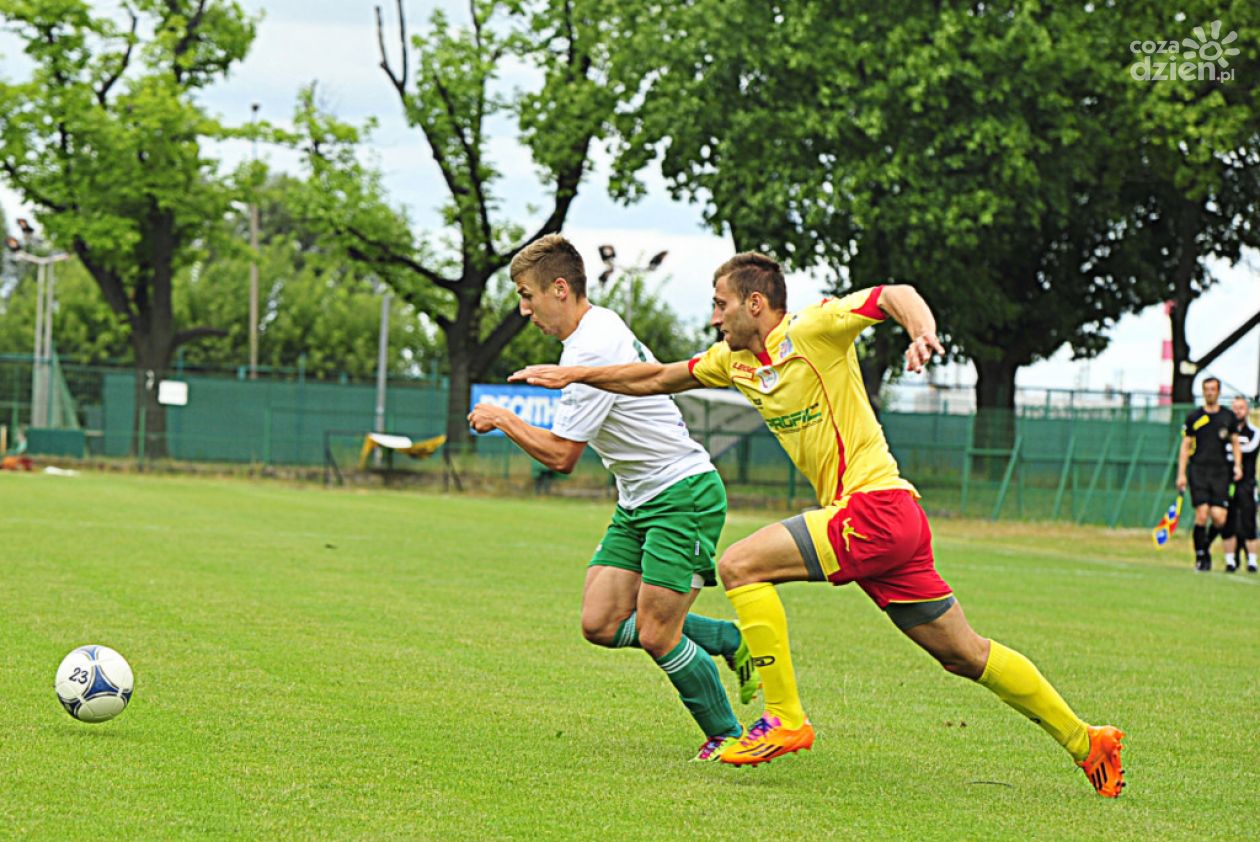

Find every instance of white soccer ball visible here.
[55,645,134,723]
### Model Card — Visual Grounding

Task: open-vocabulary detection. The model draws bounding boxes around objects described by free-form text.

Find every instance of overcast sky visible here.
[1,1,1256,397]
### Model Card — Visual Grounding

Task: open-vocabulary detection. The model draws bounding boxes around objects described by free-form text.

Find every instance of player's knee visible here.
[718,542,759,589]
[580,616,618,648]
[637,625,680,660]
[934,637,989,680]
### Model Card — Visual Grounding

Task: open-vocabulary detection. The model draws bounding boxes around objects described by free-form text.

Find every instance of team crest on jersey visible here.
[755,365,779,392]
[778,335,794,360]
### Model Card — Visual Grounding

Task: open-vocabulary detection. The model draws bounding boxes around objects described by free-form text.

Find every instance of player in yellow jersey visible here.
[512,252,1126,797]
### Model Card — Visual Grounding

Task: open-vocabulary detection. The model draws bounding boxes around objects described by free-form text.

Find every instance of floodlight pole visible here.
[248,101,261,381]
[31,261,46,425]
[10,249,71,427]
[374,290,391,434]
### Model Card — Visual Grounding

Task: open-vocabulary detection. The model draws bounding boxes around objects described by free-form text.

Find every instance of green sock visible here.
[655,637,740,738]
[683,613,742,660]
[611,612,740,659]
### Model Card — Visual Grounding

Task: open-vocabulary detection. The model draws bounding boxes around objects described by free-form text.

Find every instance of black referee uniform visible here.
[1184,406,1235,508]
[1224,416,1258,570]
[1184,405,1235,570]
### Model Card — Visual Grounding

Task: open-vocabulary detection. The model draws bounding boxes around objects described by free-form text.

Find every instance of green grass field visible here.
[3,471,1258,840]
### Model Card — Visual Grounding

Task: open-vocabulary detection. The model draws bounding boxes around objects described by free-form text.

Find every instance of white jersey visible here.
[552,306,714,508]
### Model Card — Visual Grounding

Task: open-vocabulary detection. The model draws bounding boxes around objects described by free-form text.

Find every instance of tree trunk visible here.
[1169,296,1192,404]
[1169,197,1201,405]
[441,295,481,450]
[132,339,172,460]
[973,355,1019,477]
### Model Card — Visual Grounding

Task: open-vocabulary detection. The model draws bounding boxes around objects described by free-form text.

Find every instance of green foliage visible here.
[0,257,129,361]
[0,0,262,451]
[0,1,258,313]
[290,0,645,443]
[606,1,1260,409]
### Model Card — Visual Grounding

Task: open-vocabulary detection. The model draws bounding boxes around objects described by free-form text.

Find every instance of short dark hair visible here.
[1203,376,1221,388]
[510,234,588,298]
[713,252,786,311]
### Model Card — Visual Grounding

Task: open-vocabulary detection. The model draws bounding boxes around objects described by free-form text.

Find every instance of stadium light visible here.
[595,245,667,329]
[248,101,262,381]
[6,226,71,428]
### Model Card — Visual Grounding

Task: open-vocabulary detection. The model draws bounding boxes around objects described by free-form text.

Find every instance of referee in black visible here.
[1176,377,1242,571]
[1222,395,1258,573]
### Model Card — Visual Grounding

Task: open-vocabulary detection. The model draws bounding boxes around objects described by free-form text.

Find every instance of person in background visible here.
[1222,395,1258,573]
[1177,377,1242,572]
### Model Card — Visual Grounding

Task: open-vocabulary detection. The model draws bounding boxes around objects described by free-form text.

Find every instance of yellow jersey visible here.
[688,286,916,507]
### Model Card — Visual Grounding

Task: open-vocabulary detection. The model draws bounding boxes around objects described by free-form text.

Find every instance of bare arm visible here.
[509,359,700,396]
[1176,436,1191,491]
[467,403,587,473]
[878,285,946,373]
[1232,433,1243,481]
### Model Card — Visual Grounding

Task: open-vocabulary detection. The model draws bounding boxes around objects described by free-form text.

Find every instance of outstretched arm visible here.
[467,403,587,473]
[509,359,700,396]
[878,285,945,373]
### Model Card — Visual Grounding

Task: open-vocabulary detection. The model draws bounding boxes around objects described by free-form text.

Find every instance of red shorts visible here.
[788,489,953,610]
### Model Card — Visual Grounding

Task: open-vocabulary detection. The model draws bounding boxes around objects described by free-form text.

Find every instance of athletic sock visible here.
[610,612,740,658]
[611,613,639,648]
[682,614,742,660]
[1249,552,1258,569]
[1206,523,1220,546]
[978,640,1090,761]
[1193,524,1207,560]
[726,582,806,729]
[654,637,740,738]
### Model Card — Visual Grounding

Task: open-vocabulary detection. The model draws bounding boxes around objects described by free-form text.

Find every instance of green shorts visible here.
[589,471,727,593]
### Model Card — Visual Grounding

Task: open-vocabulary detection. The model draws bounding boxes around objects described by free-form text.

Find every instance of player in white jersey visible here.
[468,235,758,761]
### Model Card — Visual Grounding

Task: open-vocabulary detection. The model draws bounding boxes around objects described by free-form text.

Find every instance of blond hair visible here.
[510,234,588,298]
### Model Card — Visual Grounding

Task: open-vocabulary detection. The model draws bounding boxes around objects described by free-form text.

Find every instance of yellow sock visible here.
[726,582,806,729]
[978,640,1090,761]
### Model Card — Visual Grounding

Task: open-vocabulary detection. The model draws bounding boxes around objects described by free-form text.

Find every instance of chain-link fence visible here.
[2,355,1199,527]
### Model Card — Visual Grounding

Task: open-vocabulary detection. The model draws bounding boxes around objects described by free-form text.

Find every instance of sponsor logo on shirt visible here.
[778,335,794,360]
[755,366,779,392]
[765,403,823,432]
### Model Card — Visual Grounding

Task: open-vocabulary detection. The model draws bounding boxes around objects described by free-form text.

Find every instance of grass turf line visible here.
[1,471,1256,839]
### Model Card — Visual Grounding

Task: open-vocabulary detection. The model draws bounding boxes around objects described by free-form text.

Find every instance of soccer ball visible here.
[55,645,134,723]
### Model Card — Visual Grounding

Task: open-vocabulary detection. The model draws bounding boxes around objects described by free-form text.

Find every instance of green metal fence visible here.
[1,356,1190,527]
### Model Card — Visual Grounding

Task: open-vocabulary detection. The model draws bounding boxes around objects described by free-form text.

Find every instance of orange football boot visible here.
[1077,725,1126,797]
[719,714,815,766]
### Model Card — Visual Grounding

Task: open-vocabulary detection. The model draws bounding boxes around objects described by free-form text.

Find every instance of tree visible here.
[1117,5,1260,403]
[293,0,626,447]
[0,256,130,361]
[604,2,1224,439]
[175,175,434,380]
[0,0,258,455]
